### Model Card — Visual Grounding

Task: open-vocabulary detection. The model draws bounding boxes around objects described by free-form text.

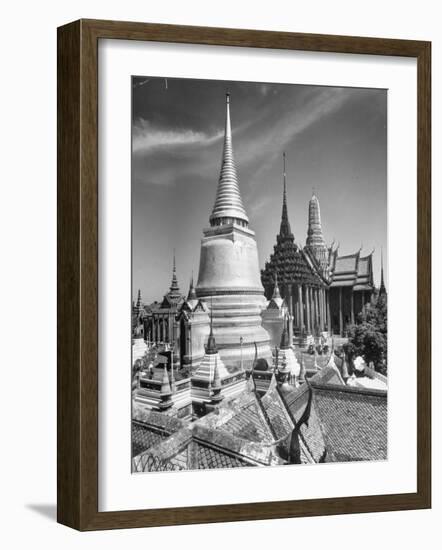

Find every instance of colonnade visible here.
[144,313,176,344]
[283,283,330,336]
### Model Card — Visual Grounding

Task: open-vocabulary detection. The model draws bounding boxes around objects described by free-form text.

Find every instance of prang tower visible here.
[196,93,272,369]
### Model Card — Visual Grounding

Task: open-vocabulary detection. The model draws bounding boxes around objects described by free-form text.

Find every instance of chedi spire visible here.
[209,93,249,227]
[306,191,326,248]
[305,191,328,272]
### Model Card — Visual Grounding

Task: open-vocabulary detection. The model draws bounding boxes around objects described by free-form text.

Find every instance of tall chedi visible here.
[304,192,329,277]
[196,93,272,369]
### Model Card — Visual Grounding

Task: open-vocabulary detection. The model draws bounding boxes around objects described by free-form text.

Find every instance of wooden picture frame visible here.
[57,19,431,531]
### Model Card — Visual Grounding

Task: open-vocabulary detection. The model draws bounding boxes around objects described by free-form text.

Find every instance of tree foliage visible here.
[343,293,388,375]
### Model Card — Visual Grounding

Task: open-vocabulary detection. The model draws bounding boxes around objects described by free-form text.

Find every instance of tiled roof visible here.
[131,405,187,457]
[261,240,325,291]
[279,364,344,422]
[301,383,387,462]
[299,405,327,462]
[195,443,253,469]
[334,254,358,273]
[222,400,275,443]
[279,383,311,422]
[132,423,168,456]
[357,257,370,276]
[261,384,294,440]
[132,404,186,432]
[309,364,345,386]
[330,252,374,290]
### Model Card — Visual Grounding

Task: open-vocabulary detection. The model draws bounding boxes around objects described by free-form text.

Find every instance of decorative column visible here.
[305,286,311,334]
[312,288,316,333]
[350,290,355,325]
[322,288,327,331]
[315,288,321,330]
[339,287,343,335]
[298,283,304,333]
[291,284,297,330]
[310,288,315,334]
[287,284,293,344]
[318,288,322,332]
[327,290,331,334]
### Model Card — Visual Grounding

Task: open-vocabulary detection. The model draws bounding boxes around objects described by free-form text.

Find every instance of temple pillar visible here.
[317,289,322,331]
[306,286,311,334]
[311,288,315,334]
[291,284,297,329]
[312,288,317,333]
[312,287,316,333]
[339,287,343,335]
[322,288,328,331]
[298,284,304,333]
[287,284,294,344]
[350,290,355,325]
[327,290,331,334]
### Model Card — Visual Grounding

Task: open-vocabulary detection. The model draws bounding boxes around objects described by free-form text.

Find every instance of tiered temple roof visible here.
[328,247,374,290]
[261,157,325,294]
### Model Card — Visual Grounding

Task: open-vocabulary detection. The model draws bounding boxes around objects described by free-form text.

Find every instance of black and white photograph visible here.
[131,77,388,472]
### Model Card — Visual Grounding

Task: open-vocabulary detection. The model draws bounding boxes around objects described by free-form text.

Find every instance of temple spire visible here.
[279,311,290,349]
[279,152,293,239]
[305,192,328,273]
[379,248,387,295]
[272,272,281,300]
[209,93,249,227]
[187,272,197,301]
[306,192,326,248]
[206,300,218,354]
[169,249,180,294]
[135,289,142,313]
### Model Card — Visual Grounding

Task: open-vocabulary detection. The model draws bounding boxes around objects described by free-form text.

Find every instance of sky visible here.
[132,76,387,304]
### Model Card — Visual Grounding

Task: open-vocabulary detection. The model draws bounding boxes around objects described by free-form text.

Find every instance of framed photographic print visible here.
[57,19,431,530]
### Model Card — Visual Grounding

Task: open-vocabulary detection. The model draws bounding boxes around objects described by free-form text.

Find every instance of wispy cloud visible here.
[238,88,352,175]
[247,195,272,218]
[132,118,223,154]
